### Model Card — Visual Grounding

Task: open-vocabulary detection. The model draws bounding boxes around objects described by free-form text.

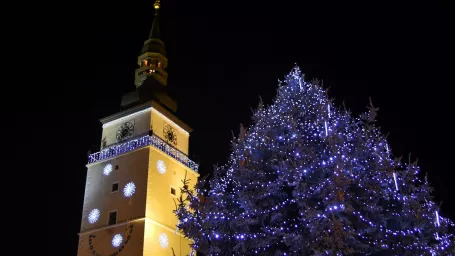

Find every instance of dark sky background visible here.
[43,0,451,253]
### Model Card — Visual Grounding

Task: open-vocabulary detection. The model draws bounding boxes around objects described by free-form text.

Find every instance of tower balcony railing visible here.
[87,133,198,172]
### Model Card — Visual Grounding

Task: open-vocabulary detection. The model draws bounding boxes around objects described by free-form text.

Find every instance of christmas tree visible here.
[175,66,454,255]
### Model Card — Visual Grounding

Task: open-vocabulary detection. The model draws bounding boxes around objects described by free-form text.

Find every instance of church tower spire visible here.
[121,0,177,112]
[148,0,161,39]
[134,0,168,88]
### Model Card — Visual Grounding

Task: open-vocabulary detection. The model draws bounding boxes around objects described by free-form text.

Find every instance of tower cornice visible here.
[101,100,192,133]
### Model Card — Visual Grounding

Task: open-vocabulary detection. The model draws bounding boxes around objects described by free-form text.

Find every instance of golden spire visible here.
[154,0,160,10]
[148,0,161,39]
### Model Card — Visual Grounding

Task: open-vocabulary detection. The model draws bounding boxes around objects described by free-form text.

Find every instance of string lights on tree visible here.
[175,66,454,255]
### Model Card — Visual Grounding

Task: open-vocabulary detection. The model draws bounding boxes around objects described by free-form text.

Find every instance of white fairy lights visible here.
[175,66,454,255]
[393,172,399,191]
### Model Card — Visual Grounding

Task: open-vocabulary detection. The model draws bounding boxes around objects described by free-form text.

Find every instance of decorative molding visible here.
[152,108,189,135]
[146,218,187,238]
[101,104,190,135]
[79,217,145,235]
[103,108,151,128]
[79,217,189,239]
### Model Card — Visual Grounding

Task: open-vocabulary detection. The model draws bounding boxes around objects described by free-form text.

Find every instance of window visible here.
[108,211,117,225]
[112,182,119,192]
[170,187,176,196]
[115,165,119,170]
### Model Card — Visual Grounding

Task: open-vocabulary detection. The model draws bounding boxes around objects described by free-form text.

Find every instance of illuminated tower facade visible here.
[77,1,199,255]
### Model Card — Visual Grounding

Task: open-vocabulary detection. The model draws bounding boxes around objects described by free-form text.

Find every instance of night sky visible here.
[44,0,451,253]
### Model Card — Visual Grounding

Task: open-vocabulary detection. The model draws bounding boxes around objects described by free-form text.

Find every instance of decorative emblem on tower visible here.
[163,124,177,146]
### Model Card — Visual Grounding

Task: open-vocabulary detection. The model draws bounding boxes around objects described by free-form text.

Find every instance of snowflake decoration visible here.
[103,163,113,176]
[123,182,136,197]
[112,234,123,247]
[157,160,166,174]
[159,233,168,248]
[88,209,100,224]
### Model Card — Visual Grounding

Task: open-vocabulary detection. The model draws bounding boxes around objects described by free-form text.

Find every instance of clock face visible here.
[163,124,177,146]
[116,122,134,142]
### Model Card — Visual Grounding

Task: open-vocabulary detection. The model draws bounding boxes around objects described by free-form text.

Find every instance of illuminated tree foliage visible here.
[175,66,454,255]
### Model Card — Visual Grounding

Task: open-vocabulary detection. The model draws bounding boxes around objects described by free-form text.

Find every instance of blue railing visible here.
[88,134,199,172]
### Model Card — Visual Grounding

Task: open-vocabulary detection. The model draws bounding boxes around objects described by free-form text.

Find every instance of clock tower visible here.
[77,1,199,255]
